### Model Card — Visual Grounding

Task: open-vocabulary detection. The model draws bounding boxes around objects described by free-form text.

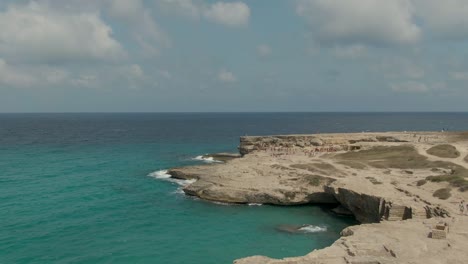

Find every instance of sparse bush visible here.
[433,188,451,200]
[416,179,427,186]
[427,144,460,158]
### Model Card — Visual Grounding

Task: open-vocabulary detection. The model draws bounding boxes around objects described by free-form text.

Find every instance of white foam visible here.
[193,155,222,163]
[173,188,185,195]
[248,203,263,206]
[212,201,232,206]
[148,170,171,179]
[148,170,196,186]
[298,225,327,233]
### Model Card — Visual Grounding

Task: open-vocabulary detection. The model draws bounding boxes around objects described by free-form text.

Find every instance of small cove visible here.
[2,112,467,263]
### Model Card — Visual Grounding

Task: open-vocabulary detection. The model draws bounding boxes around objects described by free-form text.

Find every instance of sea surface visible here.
[1,112,468,264]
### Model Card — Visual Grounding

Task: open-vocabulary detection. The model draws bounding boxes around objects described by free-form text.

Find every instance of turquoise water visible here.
[0,143,354,263]
[2,113,467,263]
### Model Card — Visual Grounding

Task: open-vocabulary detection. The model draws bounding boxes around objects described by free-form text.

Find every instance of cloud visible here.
[0,59,36,87]
[159,70,172,79]
[0,58,73,88]
[257,44,272,57]
[0,1,125,63]
[378,57,425,79]
[159,0,250,27]
[108,0,170,56]
[204,2,250,27]
[390,81,429,93]
[296,0,421,46]
[218,69,237,82]
[158,0,201,19]
[413,0,468,40]
[332,44,367,58]
[450,71,468,81]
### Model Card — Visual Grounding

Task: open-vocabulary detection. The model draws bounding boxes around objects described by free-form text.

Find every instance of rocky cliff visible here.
[165,131,468,263]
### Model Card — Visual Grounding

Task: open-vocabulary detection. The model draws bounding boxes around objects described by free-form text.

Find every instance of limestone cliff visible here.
[164,131,468,264]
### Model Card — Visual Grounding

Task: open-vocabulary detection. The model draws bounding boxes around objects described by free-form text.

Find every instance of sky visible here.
[1,0,468,112]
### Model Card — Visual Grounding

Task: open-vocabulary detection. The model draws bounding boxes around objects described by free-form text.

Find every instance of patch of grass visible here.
[304,175,322,186]
[427,144,460,158]
[290,162,338,176]
[334,145,429,169]
[335,145,468,191]
[302,175,335,186]
[426,174,468,191]
[433,188,451,200]
[416,179,427,186]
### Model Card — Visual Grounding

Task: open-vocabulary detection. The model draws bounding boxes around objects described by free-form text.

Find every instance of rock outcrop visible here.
[164,131,468,264]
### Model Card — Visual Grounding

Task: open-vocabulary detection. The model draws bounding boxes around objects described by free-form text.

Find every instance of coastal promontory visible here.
[168,132,468,264]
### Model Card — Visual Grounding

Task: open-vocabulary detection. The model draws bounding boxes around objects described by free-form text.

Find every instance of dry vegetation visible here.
[416,179,427,186]
[433,188,452,200]
[335,145,468,191]
[427,144,460,158]
[290,162,339,176]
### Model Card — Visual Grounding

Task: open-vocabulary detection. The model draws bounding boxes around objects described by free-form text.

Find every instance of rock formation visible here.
[166,131,468,263]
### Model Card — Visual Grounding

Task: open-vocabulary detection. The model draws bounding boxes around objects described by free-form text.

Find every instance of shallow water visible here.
[1,113,467,263]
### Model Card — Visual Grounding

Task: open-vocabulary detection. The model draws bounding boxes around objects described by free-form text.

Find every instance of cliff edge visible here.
[167,132,468,263]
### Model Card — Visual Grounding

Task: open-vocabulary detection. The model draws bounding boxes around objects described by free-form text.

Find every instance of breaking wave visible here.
[148,170,196,186]
[193,155,222,163]
[298,225,327,233]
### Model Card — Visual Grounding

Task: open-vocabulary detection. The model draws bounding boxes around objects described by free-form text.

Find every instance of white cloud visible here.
[108,0,170,56]
[0,58,73,88]
[390,81,429,93]
[204,2,250,27]
[128,64,144,79]
[257,44,272,57]
[0,1,125,62]
[159,0,250,27]
[413,0,468,40]
[378,58,425,79]
[0,59,36,87]
[296,0,421,46]
[71,74,98,88]
[450,71,468,81]
[218,69,237,82]
[159,70,172,79]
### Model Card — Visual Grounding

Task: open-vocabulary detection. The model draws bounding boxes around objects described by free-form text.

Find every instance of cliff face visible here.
[164,132,468,264]
[238,132,451,156]
[325,186,385,223]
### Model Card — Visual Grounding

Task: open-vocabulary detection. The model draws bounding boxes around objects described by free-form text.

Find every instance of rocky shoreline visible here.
[167,132,468,263]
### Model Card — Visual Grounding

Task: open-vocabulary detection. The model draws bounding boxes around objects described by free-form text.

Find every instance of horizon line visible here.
[1,111,468,114]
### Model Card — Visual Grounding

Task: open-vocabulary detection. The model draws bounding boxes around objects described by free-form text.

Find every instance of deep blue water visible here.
[1,112,468,264]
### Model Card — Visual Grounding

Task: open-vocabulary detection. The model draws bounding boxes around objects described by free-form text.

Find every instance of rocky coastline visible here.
[167,132,468,263]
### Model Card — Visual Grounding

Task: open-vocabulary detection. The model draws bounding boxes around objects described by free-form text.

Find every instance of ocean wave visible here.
[148,170,171,179]
[248,203,263,206]
[148,170,196,187]
[298,225,327,233]
[212,201,232,206]
[193,155,222,163]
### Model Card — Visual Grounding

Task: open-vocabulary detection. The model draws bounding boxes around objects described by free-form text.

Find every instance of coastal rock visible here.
[165,131,468,264]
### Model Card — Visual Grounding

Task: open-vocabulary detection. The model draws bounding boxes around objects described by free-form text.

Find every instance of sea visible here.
[1,112,468,264]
